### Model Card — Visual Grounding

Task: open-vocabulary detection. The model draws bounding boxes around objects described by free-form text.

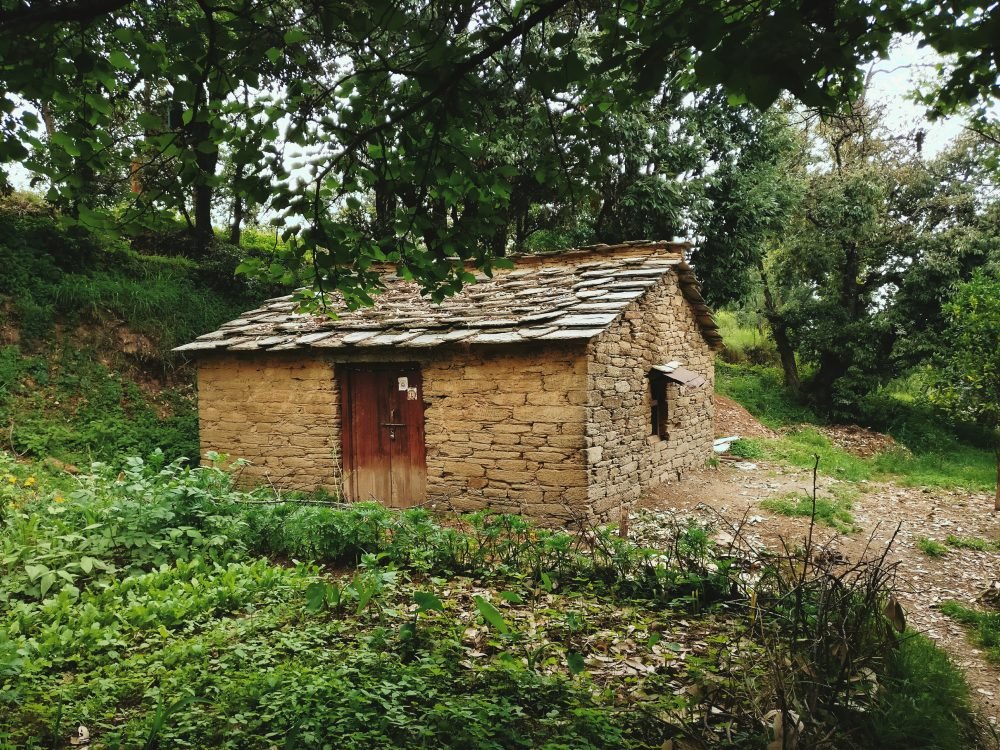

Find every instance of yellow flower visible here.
[53,495,64,503]
[5,475,15,484]
[24,477,36,487]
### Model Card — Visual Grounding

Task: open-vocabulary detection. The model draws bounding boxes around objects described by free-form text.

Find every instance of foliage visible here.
[0,452,979,749]
[929,270,1000,505]
[715,362,819,428]
[864,632,977,750]
[1,0,998,297]
[0,196,266,350]
[714,310,779,367]
[761,105,1000,417]
[717,363,998,493]
[0,345,197,465]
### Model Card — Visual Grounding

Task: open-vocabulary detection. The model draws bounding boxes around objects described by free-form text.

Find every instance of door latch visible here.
[383,423,405,440]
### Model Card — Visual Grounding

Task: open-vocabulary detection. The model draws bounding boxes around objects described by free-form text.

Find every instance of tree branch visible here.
[0,0,134,31]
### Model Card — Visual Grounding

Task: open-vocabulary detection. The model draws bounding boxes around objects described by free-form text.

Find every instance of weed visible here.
[0,453,981,750]
[917,537,949,557]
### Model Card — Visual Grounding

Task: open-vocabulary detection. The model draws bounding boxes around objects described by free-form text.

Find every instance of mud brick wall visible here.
[421,345,588,518]
[197,346,590,519]
[196,354,342,491]
[585,274,715,520]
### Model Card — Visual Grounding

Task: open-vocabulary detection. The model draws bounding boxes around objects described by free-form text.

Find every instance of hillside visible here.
[0,193,277,467]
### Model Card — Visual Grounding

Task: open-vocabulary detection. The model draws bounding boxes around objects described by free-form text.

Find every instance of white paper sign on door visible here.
[397,377,408,391]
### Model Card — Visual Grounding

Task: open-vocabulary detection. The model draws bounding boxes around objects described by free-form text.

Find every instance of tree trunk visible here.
[193,181,214,251]
[759,260,801,396]
[772,323,802,397]
[229,192,243,246]
[189,114,219,256]
[995,446,999,512]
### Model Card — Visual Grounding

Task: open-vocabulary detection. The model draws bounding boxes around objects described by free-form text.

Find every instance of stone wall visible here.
[197,345,590,519]
[585,273,715,519]
[196,354,342,491]
[421,346,588,518]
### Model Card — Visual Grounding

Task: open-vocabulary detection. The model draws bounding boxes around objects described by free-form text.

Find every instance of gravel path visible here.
[640,460,1000,742]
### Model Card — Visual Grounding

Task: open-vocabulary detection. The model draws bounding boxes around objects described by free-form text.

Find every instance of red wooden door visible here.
[340,364,427,507]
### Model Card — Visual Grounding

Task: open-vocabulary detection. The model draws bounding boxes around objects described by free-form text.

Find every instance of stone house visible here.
[175,241,722,522]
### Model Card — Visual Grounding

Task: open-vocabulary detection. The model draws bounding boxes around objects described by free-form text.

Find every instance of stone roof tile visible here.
[175,240,723,354]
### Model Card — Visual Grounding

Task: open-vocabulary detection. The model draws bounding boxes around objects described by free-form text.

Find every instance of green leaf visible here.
[498,591,523,604]
[413,590,443,614]
[24,564,48,582]
[566,650,586,674]
[108,50,132,71]
[50,131,81,157]
[265,47,283,64]
[473,595,510,634]
[305,582,328,613]
[283,28,308,45]
[40,571,56,596]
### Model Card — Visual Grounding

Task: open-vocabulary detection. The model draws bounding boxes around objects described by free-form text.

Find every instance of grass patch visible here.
[728,438,765,459]
[939,602,1000,663]
[945,534,1000,552]
[716,363,996,493]
[714,311,779,366]
[863,631,978,750]
[715,362,818,428]
[760,488,858,533]
[768,428,875,482]
[917,537,949,557]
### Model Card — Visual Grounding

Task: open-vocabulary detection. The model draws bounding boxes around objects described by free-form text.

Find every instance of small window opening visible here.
[649,373,668,439]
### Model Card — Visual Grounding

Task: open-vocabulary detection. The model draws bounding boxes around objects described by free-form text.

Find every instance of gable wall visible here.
[196,345,589,519]
[585,273,715,519]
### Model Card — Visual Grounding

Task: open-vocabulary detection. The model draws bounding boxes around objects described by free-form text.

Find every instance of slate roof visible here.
[174,241,722,354]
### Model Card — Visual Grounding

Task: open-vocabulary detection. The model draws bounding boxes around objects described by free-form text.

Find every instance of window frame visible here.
[649,372,669,440]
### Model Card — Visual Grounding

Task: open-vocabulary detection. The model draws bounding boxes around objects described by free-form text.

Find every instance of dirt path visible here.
[639,459,1000,737]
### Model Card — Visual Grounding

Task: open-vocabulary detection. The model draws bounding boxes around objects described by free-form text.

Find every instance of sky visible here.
[866,37,971,158]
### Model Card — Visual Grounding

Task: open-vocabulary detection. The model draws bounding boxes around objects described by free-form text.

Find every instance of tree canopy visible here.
[1,0,998,302]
